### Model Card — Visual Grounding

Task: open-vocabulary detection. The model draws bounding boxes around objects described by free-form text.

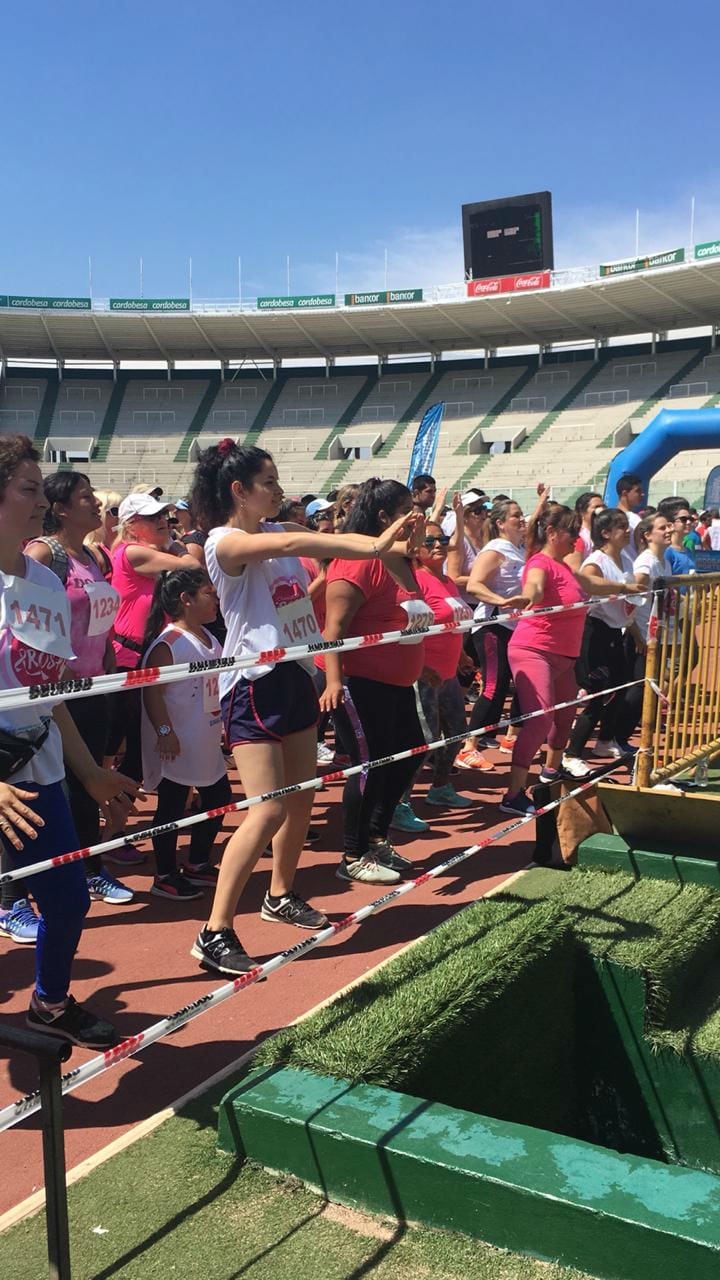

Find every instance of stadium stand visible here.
[1,330,719,506]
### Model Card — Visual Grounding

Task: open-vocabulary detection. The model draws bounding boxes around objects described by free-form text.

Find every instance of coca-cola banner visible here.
[466,270,551,298]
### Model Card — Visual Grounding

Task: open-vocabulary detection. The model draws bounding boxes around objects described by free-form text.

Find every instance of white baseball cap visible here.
[118,494,170,523]
[460,490,488,509]
[305,498,333,517]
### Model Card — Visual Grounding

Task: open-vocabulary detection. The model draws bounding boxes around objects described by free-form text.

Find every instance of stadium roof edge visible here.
[0,259,718,365]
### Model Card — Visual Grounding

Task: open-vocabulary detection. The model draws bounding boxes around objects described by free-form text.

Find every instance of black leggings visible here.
[468,622,519,734]
[333,676,427,861]
[152,773,232,877]
[566,617,634,756]
[65,694,110,875]
[106,674,143,783]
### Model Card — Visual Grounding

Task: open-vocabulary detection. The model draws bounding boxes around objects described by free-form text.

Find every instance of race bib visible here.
[276,595,320,647]
[445,596,473,625]
[202,671,220,714]
[398,599,435,644]
[84,580,120,636]
[1,575,74,660]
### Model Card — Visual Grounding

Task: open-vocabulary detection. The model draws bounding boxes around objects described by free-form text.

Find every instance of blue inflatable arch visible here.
[603,407,720,507]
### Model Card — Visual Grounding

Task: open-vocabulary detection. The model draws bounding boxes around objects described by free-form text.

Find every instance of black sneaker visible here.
[260,891,328,930]
[151,871,203,901]
[191,926,263,976]
[370,840,413,876]
[26,995,119,1050]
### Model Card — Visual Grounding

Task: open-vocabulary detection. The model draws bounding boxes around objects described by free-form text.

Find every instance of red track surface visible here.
[0,749,535,1216]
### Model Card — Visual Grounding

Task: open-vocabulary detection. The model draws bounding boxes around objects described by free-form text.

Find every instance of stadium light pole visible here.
[286,255,291,297]
[690,196,696,247]
[140,256,144,299]
[238,256,242,306]
[88,255,93,301]
[188,256,193,305]
[634,210,640,258]
[384,247,388,289]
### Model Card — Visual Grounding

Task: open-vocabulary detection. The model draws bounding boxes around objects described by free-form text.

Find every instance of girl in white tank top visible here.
[141,566,231,900]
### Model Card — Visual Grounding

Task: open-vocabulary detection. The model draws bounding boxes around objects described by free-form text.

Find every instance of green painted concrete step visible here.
[452,362,538,491]
[220,1065,720,1280]
[377,367,445,458]
[514,359,604,455]
[32,377,60,451]
[243,376,284,448]
[93,375,128,462]
[315,373,378,460]
[174,374,222,462]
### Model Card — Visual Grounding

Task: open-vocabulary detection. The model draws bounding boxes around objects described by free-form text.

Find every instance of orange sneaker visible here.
[455,746,493,770]
[497,736,516,755]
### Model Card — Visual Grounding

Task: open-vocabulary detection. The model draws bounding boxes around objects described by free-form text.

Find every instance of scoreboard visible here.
[462,192,554,280]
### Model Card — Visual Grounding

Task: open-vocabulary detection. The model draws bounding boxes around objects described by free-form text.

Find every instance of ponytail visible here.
[343,478,410,536]
[525,503,575,558]
[189,438,272,531]
[141,566,208,657]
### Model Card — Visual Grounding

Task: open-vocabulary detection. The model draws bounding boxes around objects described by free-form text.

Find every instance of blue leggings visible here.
[2,781,90,1003]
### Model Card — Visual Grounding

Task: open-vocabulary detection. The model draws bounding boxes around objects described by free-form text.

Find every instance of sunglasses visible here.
[675,515,693,523]
[108,506,119,517]
[423,535,450,548]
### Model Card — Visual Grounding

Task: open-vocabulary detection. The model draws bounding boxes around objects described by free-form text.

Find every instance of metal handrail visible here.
[0,1026,72,1279]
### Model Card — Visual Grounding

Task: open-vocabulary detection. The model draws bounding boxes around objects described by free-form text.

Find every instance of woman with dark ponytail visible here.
[141,567,231,900]
[186,441,415,975]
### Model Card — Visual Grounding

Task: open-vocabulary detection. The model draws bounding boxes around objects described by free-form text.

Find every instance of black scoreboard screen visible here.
[462,192,554,280]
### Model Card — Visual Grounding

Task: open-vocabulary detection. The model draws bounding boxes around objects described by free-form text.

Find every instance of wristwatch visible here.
[157,724,173,737]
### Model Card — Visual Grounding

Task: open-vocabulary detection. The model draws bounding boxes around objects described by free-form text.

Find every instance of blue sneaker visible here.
[87,872,134,905]
[389,802,429,834]
[425,784,474,809]
[0,898,40,945]
[499,791,537,818]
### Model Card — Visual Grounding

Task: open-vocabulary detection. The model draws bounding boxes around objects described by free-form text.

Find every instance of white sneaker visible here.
[589,739,623,759]
[560,755,594,779]
[316,742,335,765]
[336,855,400,885]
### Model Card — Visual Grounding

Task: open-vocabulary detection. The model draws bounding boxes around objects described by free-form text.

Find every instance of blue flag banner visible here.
[406,402,445,487]
[704,465,720,509]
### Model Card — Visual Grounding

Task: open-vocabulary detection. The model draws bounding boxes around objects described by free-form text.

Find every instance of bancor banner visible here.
[109,298,191,311]
[599,248,685,278]
[345,289,423,305]
[257,294,335,310]
[466,271,550,298]
[695,240,720,261]
[0,295,91,310]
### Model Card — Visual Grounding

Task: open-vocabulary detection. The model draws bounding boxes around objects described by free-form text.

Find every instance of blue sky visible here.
[1,0,717,300]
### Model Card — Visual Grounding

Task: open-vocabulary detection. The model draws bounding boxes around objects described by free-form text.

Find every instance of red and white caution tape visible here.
[0,590,649,714]
[0,759,626,1132]
[0,676,644,885]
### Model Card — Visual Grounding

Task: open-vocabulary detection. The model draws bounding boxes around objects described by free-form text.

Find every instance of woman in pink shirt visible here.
[106,494,197,799]
[502,503,640,817]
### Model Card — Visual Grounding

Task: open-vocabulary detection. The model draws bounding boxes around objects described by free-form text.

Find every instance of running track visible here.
[0,749,538,1217]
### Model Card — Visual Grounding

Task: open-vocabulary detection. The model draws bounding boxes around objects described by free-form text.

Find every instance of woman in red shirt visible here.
[395,499,475,826]
[322,479,433,885]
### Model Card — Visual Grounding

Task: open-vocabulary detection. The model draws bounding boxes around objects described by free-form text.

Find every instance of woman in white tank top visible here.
[185,439,420,977]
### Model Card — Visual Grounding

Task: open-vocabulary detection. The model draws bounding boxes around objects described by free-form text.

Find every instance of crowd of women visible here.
[0,432,702,1048]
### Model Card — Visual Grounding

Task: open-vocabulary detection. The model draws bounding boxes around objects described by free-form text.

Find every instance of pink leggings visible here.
[507,643,579,770]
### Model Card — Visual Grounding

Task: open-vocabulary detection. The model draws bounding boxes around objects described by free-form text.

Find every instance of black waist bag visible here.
[0,725,50,782]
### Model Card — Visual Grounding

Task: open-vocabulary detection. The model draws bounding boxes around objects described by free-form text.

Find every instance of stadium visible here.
[3,5,720,1271]
[2,243,720,509]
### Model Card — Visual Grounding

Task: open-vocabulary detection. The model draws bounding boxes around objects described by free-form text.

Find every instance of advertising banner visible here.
[599,248,685,278]
[109,298,190,311]
[256,294,335,310]
[466,270,550,298]
[406,402,445,486]
[695,240,720,261]
[0,295,91,310]
[344,289,423,306]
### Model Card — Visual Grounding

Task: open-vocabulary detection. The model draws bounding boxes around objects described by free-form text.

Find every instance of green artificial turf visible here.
[5,1087,592,1280]
[255,896,579,1133]
[509,866,720,1052]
